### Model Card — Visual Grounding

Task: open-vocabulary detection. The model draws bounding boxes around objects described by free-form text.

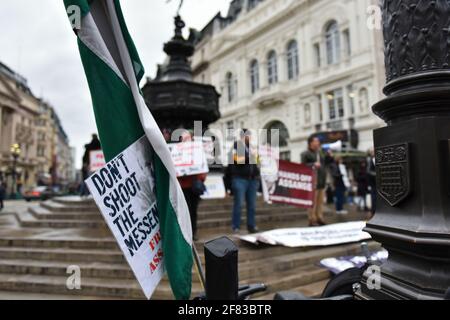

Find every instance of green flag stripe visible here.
[77,39,144,161]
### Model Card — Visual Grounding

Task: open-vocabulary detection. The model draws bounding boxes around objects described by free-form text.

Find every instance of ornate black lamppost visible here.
[357,0,450,300]
[142,15,220,136]
[10,143,21,200]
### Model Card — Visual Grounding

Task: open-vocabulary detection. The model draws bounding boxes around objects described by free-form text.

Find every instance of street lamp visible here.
[10,143,21,199]
[357,0,450,300]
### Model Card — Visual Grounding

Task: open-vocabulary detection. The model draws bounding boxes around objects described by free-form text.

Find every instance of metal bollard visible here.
[204,236,238,300]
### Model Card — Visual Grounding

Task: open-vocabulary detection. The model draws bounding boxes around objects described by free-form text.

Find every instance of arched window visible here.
[250,59,260,94]
[265,121,290,148]
[267,50,278,85]
[359,88,369,112]
[325,21,340,65]
[287,40,299,80]
[226,72,236,103]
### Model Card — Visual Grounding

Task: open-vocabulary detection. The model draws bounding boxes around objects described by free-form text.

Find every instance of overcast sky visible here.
[0,0,231,169]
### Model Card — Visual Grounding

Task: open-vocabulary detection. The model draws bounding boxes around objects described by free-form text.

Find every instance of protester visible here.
[329,156,350,214]
[325,183,334,204]
[228,129,260,234]
[176,130,207,241]
[0,182,5,211]
[301,137,327,226]
[356,161,369,212]
[367,148,377,218]
[80,134,102,197]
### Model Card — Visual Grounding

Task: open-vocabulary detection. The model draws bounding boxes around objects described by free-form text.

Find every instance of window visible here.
[226,72,236,103]
[327,88,344,120]
[287,40,299,80]
[304,104,312,124]
[359,88,369,112]
[347,84,355,115]
[343,29,351,57]
[250,59,260,94]
[314,43,321,68]
[267,50,278,85]
[317,94,323,122]
[37,146,45,157]
[326,21,340,64]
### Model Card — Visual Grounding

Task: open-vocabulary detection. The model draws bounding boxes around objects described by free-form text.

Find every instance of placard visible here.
[85,136,163,299]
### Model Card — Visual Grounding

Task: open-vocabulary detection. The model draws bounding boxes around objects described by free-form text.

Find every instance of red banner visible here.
[262,160,316,208]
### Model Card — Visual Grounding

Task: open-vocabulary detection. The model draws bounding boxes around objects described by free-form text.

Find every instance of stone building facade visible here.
[190,0,385,162]
[0,62,74,194]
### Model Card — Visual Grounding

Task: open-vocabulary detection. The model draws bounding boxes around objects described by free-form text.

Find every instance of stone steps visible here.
[0,259,135,279]
[236,242,379,280]
[52,197,97,207]
[0,290,124,300]
[40,201,98,213]
[198,201,286,211]
[29,206,103,221]
[0,247,125,264]
[197,206,302,220]
[245,265,330,299]
[0,273,204,300]
[255,279,329,300]
[0,196,375,300]
[15,210,107,229]
[197,210,306,229]
[0,273,145,299]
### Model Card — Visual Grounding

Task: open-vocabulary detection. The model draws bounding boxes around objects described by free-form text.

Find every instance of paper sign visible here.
[261,159,316,208]
[168,141,209,177]
[85,136,163,299]
[239,221,371,248]
[201,174,226,200]
[89,150,106,172]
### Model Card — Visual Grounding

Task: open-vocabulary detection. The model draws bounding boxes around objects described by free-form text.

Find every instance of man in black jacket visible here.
[301,136,327,226]
[0,182,6,211]
[367,148,377,218]
[228,130,260,234]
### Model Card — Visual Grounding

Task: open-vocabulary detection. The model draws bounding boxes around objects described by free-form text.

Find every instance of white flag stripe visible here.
[78,12,126,84]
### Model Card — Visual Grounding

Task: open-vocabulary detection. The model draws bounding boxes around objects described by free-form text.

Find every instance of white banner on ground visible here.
[239,221,371,248]
[89,150,106,172]
[168,141,209,177]
[85,136,163,299]
[201,174,226,200]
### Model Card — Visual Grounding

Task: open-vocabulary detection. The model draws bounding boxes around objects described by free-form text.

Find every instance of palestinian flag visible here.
[63,0,193,300]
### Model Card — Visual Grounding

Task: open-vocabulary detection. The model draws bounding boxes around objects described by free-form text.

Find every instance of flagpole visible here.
[192,244,206,292]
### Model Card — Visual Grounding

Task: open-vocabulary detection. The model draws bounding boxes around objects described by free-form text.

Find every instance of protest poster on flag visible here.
[85,136,163,299]
[89,150,106,172]
[261,158,316,208]
[168,141,209,177]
